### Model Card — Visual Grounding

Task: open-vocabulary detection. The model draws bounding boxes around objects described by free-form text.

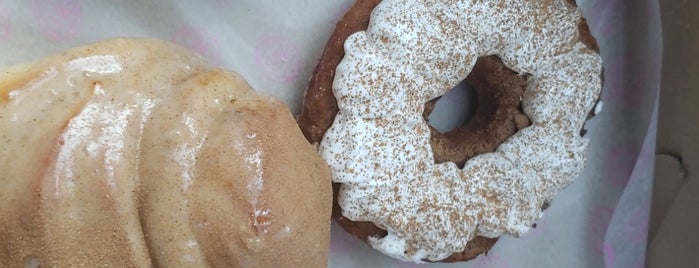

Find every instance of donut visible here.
[0,38,332,267]
[299,0,602,263]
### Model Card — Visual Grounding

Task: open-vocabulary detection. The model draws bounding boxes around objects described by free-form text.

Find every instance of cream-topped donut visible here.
[319,0,602,262]
[0,38,332,267]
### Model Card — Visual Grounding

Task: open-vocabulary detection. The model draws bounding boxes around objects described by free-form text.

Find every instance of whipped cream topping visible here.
[319,0,602,262]
[0,38,332,267]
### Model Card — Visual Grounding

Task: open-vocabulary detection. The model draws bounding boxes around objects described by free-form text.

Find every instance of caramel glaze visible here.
[0,38,332,268]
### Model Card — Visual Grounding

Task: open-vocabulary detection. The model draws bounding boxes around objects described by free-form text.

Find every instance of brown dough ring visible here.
[298,0,599,262]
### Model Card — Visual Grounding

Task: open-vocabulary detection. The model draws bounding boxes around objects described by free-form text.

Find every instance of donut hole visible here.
[424,80,478,134]
[422,56,531,168]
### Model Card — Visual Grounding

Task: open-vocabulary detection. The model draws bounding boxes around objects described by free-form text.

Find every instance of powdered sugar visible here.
[319,0,602,262]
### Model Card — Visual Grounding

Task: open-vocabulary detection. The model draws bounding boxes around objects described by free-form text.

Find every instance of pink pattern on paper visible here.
[472,255,511,268]
[586,0,621,38]
[522,215,549,241]
[618,206,650,245]
[603,243,616,267]
[329,227,362,255]
[394,262,429,268]
[601,140,651,189]
[603,57,648,109]
[603,243,645,268]
[253,35,303,84]
[32,0,83,42]
[601,144,636,188]
[332,1,355,23]
[171,25,222,65]
[0,2,10,42]
[632,143,655,186]
[589,205,615,254]
[213,0,232,5]
[591,202,649,267]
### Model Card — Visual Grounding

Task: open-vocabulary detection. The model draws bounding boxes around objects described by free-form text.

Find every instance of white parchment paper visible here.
[0,0,661,267]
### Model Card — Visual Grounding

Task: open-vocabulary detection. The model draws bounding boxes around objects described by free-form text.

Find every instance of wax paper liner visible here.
[0,0,661,267]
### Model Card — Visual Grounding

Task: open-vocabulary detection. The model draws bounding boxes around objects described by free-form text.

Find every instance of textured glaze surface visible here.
[0,38,332,267]
[319,0,602,262]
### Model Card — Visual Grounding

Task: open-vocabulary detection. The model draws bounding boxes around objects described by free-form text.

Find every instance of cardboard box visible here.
[648,0,699,266]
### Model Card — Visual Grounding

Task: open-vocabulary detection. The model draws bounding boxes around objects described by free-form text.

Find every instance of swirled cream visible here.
[319,0,602,262]
[0,38,332,267]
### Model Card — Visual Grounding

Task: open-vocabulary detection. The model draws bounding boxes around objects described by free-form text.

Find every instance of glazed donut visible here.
[299,0,532,260]
[0,38,332,267]
[299,0,602,263]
